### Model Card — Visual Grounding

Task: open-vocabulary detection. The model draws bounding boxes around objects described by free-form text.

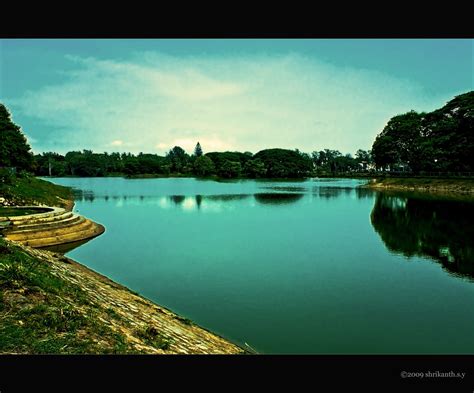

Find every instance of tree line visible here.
[32,145,373,179]
[1,90,472,180]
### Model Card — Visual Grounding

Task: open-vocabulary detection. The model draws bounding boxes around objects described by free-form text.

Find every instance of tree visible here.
[0,103,34,171]
[166,146,189,173]
[194,142,203,157]
[217,160,242,178]
[312,149,342,173]
[34,152,68,176]
[355,149,373,170]
[243,158,266,178]
[193,155,215,176]
[253,148,313,177]
[371,91,474,172]
[371,111,424,171]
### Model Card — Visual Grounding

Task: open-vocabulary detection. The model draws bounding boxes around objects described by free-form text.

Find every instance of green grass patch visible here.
[0,207,51,216]
[0,237,144,354]
[0,174,72,208]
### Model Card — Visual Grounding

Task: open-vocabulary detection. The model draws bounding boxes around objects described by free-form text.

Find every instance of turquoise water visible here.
[47,177,474,354]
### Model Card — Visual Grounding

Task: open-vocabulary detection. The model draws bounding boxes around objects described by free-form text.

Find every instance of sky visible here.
[0,39,472,156]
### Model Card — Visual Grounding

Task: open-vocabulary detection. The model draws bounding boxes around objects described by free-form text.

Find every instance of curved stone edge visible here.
[1,205,106,248]
[16,220,106,248]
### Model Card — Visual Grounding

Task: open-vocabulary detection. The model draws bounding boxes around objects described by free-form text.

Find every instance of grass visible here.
[0,173,73,208]
[0,237,169,354]
[0,207,51,217]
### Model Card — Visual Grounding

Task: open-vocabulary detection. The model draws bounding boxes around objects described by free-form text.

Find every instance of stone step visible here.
[6,207,66,223]
[6,219,93,241]
[23,222,105,248]
[8,210,73,226]
[6,214,83,233]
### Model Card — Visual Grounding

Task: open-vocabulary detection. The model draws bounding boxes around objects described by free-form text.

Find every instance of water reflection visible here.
[40,238,95,254]
[371,193,474,281]
[169,195,186,205]
[254,193,304,205]
[205,194,251,202]
[195,195,202,209]
[315,186,353,199]
[260,186,308,192]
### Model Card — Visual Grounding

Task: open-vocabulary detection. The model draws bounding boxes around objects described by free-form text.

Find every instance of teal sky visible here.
[0,39,472,155]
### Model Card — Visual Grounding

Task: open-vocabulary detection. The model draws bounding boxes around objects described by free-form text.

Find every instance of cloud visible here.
[9,52,451,155]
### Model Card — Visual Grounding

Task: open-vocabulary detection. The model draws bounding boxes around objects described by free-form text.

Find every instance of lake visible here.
[46,177,474,354]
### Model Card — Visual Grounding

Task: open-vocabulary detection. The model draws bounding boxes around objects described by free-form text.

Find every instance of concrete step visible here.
[23,222,105,248]
[8,210,72,225]
[6,214,83,233]
[6,219,93,241]
[6,207,66,223]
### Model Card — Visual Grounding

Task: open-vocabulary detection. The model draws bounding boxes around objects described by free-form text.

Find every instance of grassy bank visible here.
[0,174,73,210]
[365,177,474,195]
[0,237,244,354]
[0,237,137,354]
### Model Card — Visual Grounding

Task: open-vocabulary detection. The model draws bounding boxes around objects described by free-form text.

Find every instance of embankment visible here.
[364,178,474,195]
[0,238,245,354]
[0,176,245,354]
[0,175,74,210]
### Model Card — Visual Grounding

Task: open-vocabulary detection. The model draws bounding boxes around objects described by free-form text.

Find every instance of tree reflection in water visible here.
[254,193,304,205]
[371,193,474,281]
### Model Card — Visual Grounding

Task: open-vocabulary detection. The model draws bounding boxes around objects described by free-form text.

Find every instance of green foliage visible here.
[0,174,72,208]
[206,151,252,168]
[193,155,215,176]
[167,146,190,173]
[371,91,474,172]
[218,160,242,178]
[0,167,15,185]
[243,158,266,178]
[0,103,34,172]
[34,152,68,177]
[312,149,366,173]
[194,142,203,157]
[253,148,313,177]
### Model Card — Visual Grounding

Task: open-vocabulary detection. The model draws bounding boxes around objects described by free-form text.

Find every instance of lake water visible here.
[46,177,474,354]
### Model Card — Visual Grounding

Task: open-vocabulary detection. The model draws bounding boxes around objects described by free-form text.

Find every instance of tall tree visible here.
[194,142,203,157]
[0,103,34,171]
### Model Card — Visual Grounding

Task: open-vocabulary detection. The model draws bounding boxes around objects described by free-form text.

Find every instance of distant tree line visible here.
[32,145,374,179]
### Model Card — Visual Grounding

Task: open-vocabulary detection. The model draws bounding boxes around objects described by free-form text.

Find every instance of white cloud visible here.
[11,52,449,155]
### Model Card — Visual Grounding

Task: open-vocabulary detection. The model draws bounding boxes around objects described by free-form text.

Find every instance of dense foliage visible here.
[0,104,34,172]
[371,91,474,172]
[32,146,374,179]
